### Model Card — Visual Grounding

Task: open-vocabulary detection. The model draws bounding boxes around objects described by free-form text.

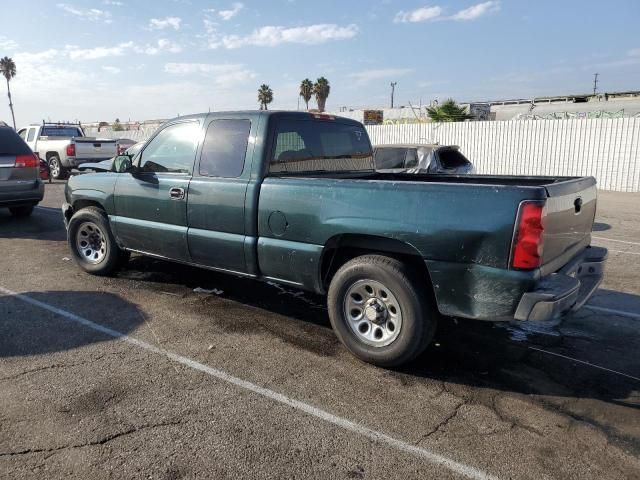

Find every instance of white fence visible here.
[367,118,640,192]
[92,118,640,192]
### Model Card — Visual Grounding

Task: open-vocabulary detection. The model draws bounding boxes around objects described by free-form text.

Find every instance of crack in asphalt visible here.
[0,419,187,458]
[0,352,125,381]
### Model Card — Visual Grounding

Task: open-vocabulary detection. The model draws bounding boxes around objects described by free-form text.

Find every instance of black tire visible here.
[49,155,68,180]
[9,205,34,217]
[327,255,437,367]
[67,206,128,276]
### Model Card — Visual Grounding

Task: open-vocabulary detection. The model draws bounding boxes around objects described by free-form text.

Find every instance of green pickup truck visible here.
[63,111,607,366]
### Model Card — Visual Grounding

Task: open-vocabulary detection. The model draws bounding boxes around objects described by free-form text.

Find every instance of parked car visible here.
[17,123,118,180]
[62,111,607,367]
[0,124,44,216]
[373,144,475,174]
[77,141,144,173]
[116,138,137,155]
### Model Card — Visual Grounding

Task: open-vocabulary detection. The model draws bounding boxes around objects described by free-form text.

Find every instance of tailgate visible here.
[541,177,597,274]
[73,138,118,160]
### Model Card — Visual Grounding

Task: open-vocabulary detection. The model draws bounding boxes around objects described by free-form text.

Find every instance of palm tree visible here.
[426,99,472,123]
[257,84,273,110]
[299,79,313,110]
[313,77,330,112]
[0,57,17,129]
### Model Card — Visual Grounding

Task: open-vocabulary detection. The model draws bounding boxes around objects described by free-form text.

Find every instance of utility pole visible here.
[390,82,397,109]
[593,73,599,95]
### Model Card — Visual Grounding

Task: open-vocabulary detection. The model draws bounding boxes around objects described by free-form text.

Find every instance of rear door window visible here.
[26,128,36,142]
[270,119,373,173]
[199,119,250,178]
[437,149,470,169]
[0,128,32,155]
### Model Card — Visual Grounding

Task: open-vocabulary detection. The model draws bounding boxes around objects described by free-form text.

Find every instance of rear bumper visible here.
[65,157,114,167]
[514,246,608,322]
[0,180,44,207]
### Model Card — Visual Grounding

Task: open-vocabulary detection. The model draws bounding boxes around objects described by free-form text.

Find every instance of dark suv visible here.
[0,123,45,217]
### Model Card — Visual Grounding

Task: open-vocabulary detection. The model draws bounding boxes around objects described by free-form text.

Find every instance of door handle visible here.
[169,187,185,200]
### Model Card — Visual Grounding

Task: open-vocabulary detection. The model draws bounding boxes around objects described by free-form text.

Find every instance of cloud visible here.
[450,1,499,21]
[218,2,244,21]
[103,0,123,5]
[138,39,183,55]
[0,36,18,51]
[394,6,442,23]
[394,2,499,23]
[68,42,134,60]
[220,23,358,48]
[164,62,256,87]
[148,16,182,30]
[628,48,640,57]
[101,66,121,74]
[56,3,113,23]
[348,68,413,86]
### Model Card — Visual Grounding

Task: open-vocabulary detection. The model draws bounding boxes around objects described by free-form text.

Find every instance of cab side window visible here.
[139,122,200,174]
[26,128,36,142]
[199,119,250,178]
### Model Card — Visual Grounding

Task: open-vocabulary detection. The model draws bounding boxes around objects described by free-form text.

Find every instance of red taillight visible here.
[66,144,76,156]
[512,202,545,270]
[15,154,39,168]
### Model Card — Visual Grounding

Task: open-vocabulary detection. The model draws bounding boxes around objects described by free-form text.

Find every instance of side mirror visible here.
[113,155,133,173]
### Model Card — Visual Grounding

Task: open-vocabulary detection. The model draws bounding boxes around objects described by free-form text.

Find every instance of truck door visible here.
[186,117,253,274]
[112,120,202,261]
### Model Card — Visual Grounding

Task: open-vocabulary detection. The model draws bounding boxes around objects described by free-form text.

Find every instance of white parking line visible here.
[592,236,640,247]
[528,347,640,382]
[0,286,497,480]
[585,304,640,320]
[604,249,640,256]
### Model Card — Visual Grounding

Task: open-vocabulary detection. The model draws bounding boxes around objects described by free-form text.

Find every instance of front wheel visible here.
[67,207,128,276]
[327,255,437,367]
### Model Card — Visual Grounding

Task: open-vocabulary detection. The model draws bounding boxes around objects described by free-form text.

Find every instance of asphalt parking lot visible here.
[1,182,639,479]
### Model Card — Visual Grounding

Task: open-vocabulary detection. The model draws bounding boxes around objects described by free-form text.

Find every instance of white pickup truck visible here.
[18,123,117,179]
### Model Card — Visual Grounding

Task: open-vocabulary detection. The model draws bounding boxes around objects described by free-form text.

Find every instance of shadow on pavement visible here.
[0,290,144,357]
[118,256,640,412]
[0,207,66,241]
[592,222,612,232]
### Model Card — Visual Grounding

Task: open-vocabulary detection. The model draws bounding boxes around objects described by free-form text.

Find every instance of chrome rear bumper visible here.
[514,246,608,322]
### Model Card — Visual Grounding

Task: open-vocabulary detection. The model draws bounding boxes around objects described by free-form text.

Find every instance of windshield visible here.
[41,126,83,137]
[269,118,373,174]
[374,148,408,169]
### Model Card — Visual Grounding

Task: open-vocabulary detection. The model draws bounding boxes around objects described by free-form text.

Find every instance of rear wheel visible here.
[9,205,34,217]
[49,155,68,180]
[67,207,128,275]
[327,254,437,367]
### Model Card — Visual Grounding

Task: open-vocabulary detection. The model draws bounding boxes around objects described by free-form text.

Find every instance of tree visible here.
[426,99,473,123]
[0,57,17,130]
[313,77,330,112]
[299,79,313,110]
[257,84,273,110]
[112,118,124,131]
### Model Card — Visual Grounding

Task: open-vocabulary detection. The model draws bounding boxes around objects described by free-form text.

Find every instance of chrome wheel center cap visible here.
[364,299,387,324]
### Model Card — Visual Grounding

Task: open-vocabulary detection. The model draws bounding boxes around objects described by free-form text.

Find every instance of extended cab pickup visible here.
[18,123,117,180]
[62,111,607,366]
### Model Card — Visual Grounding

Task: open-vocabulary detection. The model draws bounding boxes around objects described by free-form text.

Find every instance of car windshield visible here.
[374,148,408,169]
[41,126,82,137]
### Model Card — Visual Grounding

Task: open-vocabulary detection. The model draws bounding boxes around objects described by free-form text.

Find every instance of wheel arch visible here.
[319,234,435,300]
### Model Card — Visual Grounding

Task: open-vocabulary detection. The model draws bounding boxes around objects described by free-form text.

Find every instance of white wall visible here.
[367,118,640,192]
[90,118,640,192]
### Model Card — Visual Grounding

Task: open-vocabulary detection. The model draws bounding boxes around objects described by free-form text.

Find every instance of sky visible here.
[1,0,639,125]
